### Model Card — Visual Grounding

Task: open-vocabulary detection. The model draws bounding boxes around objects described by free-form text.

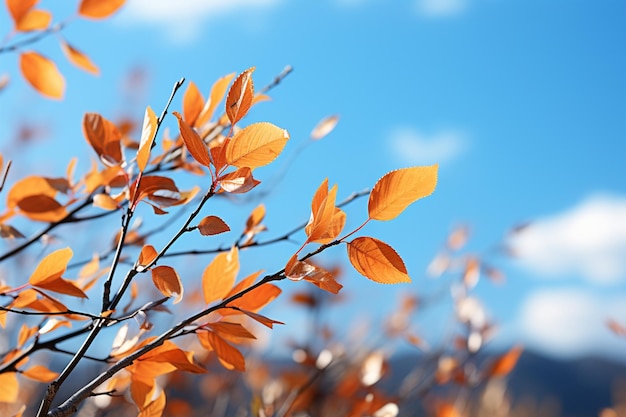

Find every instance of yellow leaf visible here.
[0,372,19,403]
[151,266,183,304]
[136,106,158,172]
[225,122,289,169]
[59,40,99,75]
[78,0,125,19]
[202,247,239,304]
[19,51,65,99]
[198,216,230,236]
[226,67,255,126]
[173,111,211,167]
[21,365,58,382]
[196,73,235,127]
[368,165,438,221]
[310,114,339,140]
[16,9,52,32]
[182,81,204,127]
[347,237,410,284]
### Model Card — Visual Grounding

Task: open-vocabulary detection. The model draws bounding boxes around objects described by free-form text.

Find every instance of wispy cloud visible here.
[415,0,469,17]
[517,288,626,359]
[388,126,466,165]
[508,194,626,284]
[119,0,281,43]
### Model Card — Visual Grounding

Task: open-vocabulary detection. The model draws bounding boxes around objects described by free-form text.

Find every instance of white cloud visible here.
[517,288,626,359]
[119,0,281,43]
[388,126,466,165]
[415,0,469,17]
[508,194,626,284]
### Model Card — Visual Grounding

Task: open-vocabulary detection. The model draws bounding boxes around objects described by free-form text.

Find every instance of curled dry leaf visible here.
[19,51,65,99]
[78,0,126,19]
[368,165,438,221]
[198,331,246,371]
[60,40,99,75]
[219,167,260,194]
[310,114,340,140]
[347,237,410,284]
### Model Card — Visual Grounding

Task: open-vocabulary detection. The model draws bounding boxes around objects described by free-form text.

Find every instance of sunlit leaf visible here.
[0,372,18,403]
[93,193,118,211]
[227,282,281,313]
[82,113,123,164]
[226,67,255,126]
[224,270,262,299]
[60,40,99,75]
[151,266,183,304]
[200,331,245,371]
[28,248,87,298]
[19,51,64,99]
[137,389,165,417]
[21,365,58,382]
[202,247,239,304]
[218,167,260,193]
[78,0,125,19]
[310,114,339,140]
[6,0,37,24]
[239,309,284,328]
[16,194,67,222]
[16,9,52,32]
[136,106,158,172]
[305,180,346,244]
[225,122,289,169]
[368,165,438,221]
[347,237,410,284]
[173,111,211,167]
[198,216,230,236]
[138,245,158,267]
[488,345,523,377]
[196,73,235,127]
[182,81,204,127]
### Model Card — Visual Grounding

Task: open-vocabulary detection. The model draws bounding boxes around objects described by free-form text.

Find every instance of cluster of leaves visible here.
[0,21,444,417]
[1,0,126,98]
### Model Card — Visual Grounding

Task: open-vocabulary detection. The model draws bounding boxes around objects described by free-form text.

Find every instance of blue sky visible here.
[1,0,625,360]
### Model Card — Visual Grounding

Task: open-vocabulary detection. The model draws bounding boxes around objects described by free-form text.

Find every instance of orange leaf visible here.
[239,309,283,329]
[137,390,166,417]
[207,321,256,340]
[201,331,245,371]
[436,403,461,417]
[245,204,265,232]
[16,9,52,32]
[21,365,58,382]
[305,180,345,244]
[29,247,72,285]
[368,165,438,221]
[224,270,262,299]
[78,0,125,19]
[82,113,123,164]
[60,40,99,75]
[218,167,260,194]
[198,216,230,236]
[182,81,204,127]
[489,345,523,377]
[173,111,211,167]
[285,255,342,294]
[227,283,281,313]
[136,106,158,172]
[196,73,235,127]
[0,372,18,403]
[19,51,64,99]
[310,114,340,140]
[92,193,119,211]
[16,194,67,222]
[138,245,158,267]
[226,67,255,126]
[151,266,183,304]
[225,122,289,169]
[202,247,239,304]
[7,0,37,24]
[347,237,410,284]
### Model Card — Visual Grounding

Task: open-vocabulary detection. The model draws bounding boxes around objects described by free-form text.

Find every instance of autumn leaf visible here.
[368,165,438,221]
[173,111,211,167]
[196,73,235,127]
[226,282,281,313]
[92,193,119,211]
[305,179,346,244]
[285,255,342,294]
[78,0,126,19]
[136,106,158,172]
[137,390,165,417]
[225,122,289,169]
[138,245,158,268]
[199,331,246,371]
[19,51,65,99]
[151,266,183,304]
[202,247,239,305]
[206,321,256,341]
[29,248,88,298]
[226,67,255,126]
[15,9,52,32]
[6,0,37,24]
[182,81,204,127]
[218,167,260,194]
[82,113,124,164]
[488,345,523,377]
[240,310,284,329]
[21,365,59,382]
[347,237,410,284]
[60,40,99,75]
[0,372,19,403]
[197,216,230,236]
[311,114,340,140]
